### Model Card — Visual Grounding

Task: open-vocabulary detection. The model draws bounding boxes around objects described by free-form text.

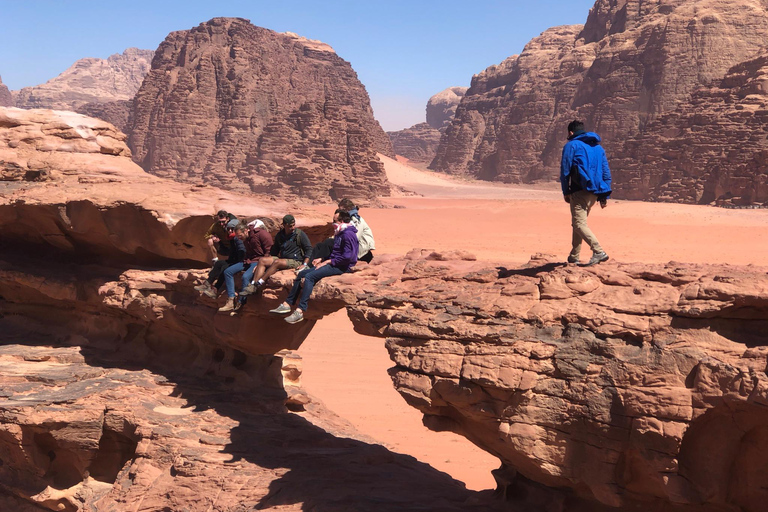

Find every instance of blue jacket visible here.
[330,225,359,270]
[560,131,612,197]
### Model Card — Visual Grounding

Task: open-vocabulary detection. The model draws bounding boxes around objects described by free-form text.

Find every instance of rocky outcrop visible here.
[3,106,768,511]
[427,86,468,130]
[611,49,768,205]
[388,122,443,164]
[0,76,11,107]
[431,0,768,192]
[388,87,467,164]
[129,18,393,204]
[76,99,133,136]
[13,48,153,111]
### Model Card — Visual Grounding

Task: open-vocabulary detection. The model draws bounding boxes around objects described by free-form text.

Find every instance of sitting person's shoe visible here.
[240,283,258,296]
[194,282,210,292]
[584,251,609,266]
[270,303,292,314]
[567,255,580,264]
[202,287,218,299]
[218,298,236,312]
[284,309,304,324]
[294,264,308,274]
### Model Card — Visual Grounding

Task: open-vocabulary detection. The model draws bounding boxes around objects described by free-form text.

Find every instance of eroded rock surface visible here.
[612,49,768,206]
[431,0,768,203]
[13,48,153,111]
[427,86,469,130]
[130,17,392,204]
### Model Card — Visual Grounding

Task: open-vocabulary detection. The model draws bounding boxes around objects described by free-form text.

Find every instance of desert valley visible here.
[1,1,768,511]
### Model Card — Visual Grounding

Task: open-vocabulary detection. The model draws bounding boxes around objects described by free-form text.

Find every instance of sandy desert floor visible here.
[299,155,768,491]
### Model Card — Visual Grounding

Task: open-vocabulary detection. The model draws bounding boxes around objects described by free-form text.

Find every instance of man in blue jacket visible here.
[271,209,359,324]
[560,120,612,266]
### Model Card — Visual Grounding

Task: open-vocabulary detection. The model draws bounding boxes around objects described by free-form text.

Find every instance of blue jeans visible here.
[287,264,347,311]
[223,262,255,298]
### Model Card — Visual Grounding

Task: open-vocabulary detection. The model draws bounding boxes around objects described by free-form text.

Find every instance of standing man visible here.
[560,120,612,267]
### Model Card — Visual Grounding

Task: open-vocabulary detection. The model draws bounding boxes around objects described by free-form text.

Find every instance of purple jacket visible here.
[330,225,359,270]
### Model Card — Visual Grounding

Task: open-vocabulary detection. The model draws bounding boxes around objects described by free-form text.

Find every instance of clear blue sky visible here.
[0,0,596,131]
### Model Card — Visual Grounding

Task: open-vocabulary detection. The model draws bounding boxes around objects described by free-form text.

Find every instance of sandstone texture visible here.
[13,48,153,111]
[388,86,467,164]
[130,17,393,204]
[612,49,768,206]
[0,76,12,107]
[76,99,133,137]
[3,106,768,511]
[431,0,768,203]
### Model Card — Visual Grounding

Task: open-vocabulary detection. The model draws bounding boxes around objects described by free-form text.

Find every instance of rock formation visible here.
[427,86,468,130]
[76,99,134,136]
[0,76,12,107]
[611,49,768,205]
[3,107,768,512]
[129,17,393,204]
[13,48,153,111]
[431,0,768,199]
[388,86,467,164]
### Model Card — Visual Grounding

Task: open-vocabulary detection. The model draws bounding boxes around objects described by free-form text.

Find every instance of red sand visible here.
[299,155,768,491]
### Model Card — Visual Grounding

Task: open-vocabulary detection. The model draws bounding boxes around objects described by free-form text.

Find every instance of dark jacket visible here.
[560,131,612,197]
[329,225,359,270]
[244,228,273,264]
[226,237,246,265]
[271,228,312,261]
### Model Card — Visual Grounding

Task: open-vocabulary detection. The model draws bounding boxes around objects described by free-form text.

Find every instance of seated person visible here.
[204,210,237,264]
[270,210,358,324]
[196,222,246,300]
[218,220,273,312]
[337,198,375,263]
[240,214,311,296]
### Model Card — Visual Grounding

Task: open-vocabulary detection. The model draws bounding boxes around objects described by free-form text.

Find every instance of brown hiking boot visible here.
[218,298,236,312]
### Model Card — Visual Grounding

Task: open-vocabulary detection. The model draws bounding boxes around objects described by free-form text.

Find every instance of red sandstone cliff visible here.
[129,18,393,204]
[12,48,153,111]
[431,0,768,204]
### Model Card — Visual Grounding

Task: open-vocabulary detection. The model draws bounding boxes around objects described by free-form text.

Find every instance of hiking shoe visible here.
[194,282,210,292]
[218,298,236,312]
[584,251,609,267]
[202,287,218,299]
[284,309,304,324]
[567,255,580,264]
[270,303,292,315]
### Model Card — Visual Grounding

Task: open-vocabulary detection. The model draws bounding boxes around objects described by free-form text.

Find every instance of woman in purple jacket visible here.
[272,209,358,324]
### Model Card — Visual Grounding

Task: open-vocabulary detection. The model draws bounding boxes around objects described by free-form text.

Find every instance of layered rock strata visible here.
[388,87,467,164]
[0,76,12,107]
[611,49,768,205]
[431,0,768,195]
[130,17,392,203]
[13,48,154,111]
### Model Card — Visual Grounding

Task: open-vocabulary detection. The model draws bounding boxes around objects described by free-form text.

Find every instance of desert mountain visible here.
[388,86,467,164]
[0,76,11,107]
[129,17,393,203]
[431,0,768,205]
[12,48,154,111]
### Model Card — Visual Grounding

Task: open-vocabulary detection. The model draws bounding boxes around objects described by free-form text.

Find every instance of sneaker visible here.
[202,287,218,299]
[270,303,292,315]
[212,257,218,265]
[583,251,609,267]
[294,264,308,274]
[240,283,258,297]
[567,255,579,264]
[194,282,210,292]
[284,309,304,324]
[218,298,236,312]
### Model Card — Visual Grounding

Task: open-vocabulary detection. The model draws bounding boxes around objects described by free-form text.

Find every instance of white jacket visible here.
[351,215,374,258]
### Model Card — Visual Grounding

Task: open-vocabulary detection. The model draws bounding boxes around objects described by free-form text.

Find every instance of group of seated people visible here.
[194,199,374,324]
